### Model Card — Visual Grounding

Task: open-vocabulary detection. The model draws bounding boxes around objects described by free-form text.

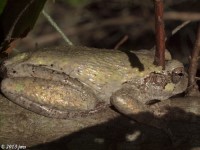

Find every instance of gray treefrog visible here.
[0,46,188,119]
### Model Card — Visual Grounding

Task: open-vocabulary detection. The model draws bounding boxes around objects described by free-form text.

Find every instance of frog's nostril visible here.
[12,70,17,74]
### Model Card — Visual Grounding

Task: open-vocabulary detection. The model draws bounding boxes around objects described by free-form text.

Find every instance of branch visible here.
[154,0,166,69]
[1,94,200,149]
[188,23,200,96]
[164,11,200,21]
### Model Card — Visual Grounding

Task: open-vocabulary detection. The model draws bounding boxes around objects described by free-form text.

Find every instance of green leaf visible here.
[0,0,7,15]
[0,0,47,52]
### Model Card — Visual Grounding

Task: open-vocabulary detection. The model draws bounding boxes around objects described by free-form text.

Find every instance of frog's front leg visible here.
[1,77,106,119]
[110,86,172,131]
[110,87,181,145]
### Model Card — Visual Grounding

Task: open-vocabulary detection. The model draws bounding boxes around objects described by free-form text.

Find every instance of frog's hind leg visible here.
[1,77,107,119]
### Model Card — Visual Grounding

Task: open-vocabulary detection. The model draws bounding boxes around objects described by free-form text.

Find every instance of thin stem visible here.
[114,35,128,50]
[165,21,191,42]
[42,10,73,46]
[188,23,200,96]
[154,0,165,69]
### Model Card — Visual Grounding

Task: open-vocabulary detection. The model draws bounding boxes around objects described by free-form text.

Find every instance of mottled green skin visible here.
[0,46,188,118]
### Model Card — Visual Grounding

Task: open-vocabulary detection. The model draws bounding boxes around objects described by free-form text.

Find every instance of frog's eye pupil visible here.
[172,67,184,83]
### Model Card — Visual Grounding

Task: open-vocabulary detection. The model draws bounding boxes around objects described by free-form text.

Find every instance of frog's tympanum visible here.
[0,46,188,119]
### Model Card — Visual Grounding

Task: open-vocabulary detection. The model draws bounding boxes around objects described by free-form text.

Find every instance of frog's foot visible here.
[1,77,108,119]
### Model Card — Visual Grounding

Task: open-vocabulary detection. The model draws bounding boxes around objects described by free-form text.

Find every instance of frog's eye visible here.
[172,67,184,83]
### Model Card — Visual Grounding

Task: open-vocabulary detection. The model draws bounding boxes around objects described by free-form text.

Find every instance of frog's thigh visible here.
[1,77,104,119]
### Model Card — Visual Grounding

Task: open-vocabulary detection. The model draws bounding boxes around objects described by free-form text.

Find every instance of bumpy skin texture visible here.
[0,46,188,118]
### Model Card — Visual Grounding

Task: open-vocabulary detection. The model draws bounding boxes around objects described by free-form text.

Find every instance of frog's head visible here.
[141,59,188,103]
[164,59,188,95]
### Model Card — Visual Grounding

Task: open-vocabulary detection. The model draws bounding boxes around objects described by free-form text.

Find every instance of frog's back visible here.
[26,46,157,102]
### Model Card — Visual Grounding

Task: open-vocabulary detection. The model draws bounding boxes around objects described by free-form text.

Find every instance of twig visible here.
[167,20,191,38]
[114,35,129,50]
[188,23,200,96]
[162,21,191,44]
[195,77,200,80]
[164,12,200,21]
[42,10,73,46]
[154,0,166,69]
[165,21,191,41]
[171,21,191,36]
